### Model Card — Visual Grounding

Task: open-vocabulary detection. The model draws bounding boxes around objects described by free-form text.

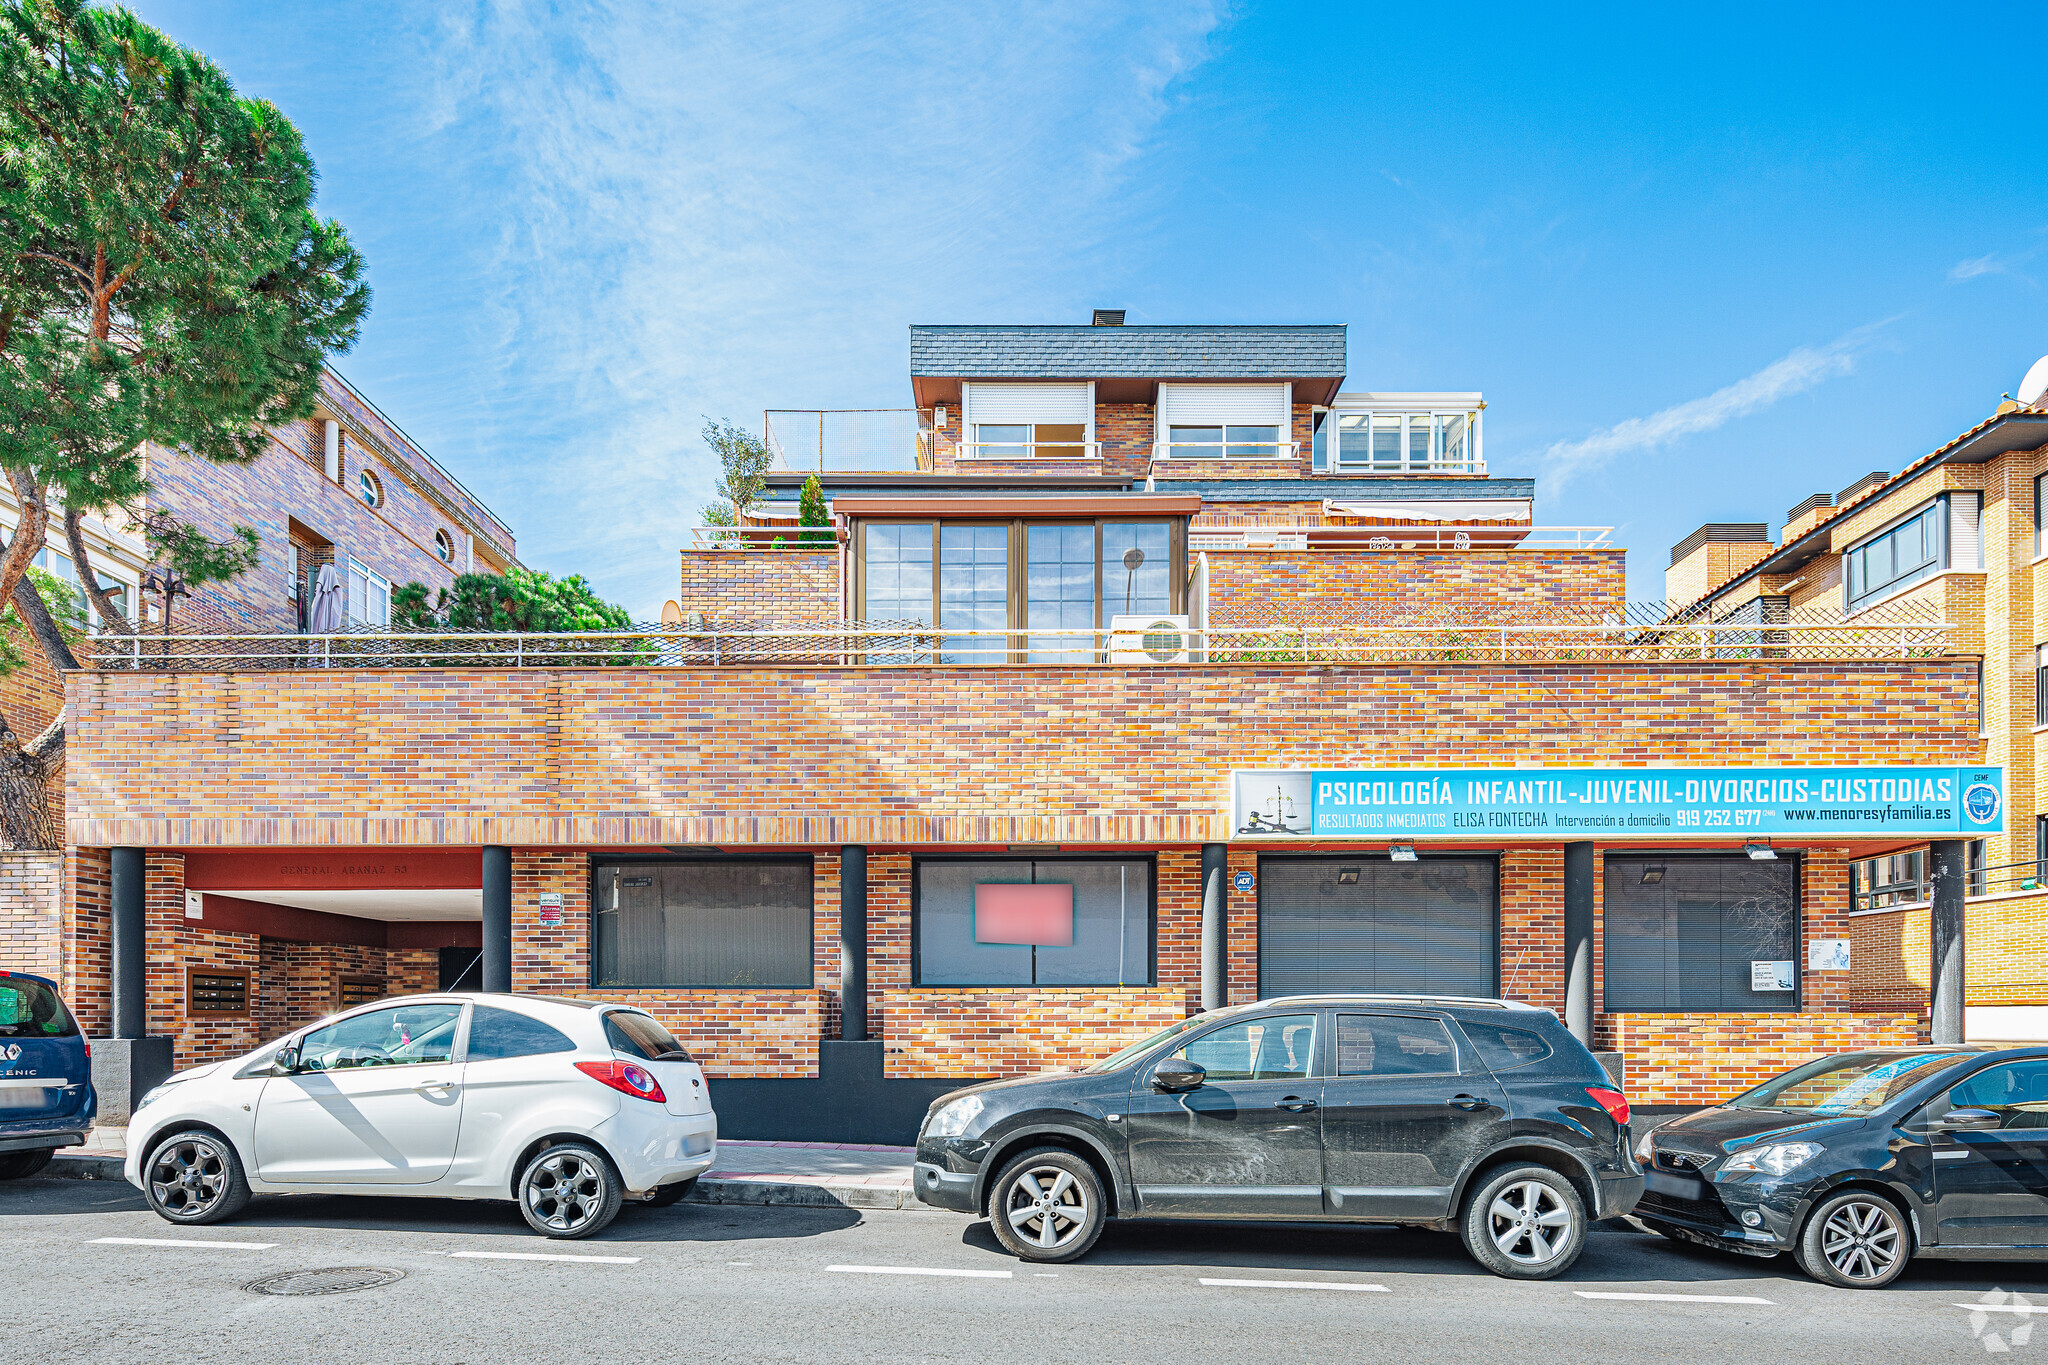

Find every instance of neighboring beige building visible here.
[1672,386,2048,1036]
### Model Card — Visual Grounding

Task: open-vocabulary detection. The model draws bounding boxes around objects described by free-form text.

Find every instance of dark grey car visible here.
[913,994,1642,1278]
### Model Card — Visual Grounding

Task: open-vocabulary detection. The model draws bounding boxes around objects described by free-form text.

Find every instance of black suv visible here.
[914,995,1642,1278]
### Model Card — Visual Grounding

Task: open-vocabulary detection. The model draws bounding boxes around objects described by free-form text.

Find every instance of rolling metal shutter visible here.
[1258,857,1498,997]
[1157,382,1291,426]
[962,382,1092,426]
[1602,855,1799,1012]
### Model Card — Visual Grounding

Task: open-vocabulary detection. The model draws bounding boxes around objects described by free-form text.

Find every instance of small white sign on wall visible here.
[538,892,564,926]
[184,891,204,920]
[1750,960,1796,992]
[1808,939,1852,971]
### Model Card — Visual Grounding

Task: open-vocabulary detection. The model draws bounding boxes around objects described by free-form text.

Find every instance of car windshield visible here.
[1084,1015,1214,1073]
[1727,1051,1979,1115]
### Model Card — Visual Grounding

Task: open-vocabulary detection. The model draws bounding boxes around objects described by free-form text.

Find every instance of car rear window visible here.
[1461,1022,1554,1073]
[465,1005,577,1061]
[604,1011,693,1062]
[0,977,78,1039]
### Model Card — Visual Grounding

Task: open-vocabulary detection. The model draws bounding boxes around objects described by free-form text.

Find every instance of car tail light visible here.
[575,1060,666,1103]
[83,1038,90,1059]
[1586,1086,1630,1126]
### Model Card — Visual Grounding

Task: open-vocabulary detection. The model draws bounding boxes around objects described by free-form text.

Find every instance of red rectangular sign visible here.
[974,883,1073,946]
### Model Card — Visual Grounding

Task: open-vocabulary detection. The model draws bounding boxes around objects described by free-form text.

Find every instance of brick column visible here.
[482,846,512,993]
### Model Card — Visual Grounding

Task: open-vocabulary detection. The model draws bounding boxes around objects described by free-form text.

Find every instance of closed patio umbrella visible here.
[307,563,344,632]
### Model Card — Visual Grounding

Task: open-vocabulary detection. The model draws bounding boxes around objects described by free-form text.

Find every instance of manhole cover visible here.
[245,1267,406,1297]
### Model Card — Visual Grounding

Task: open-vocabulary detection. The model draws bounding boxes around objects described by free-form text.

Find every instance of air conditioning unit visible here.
[1109,614,1193,664]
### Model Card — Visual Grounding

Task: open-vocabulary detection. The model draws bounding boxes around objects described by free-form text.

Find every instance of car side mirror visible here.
[274,1046,300,1075]
[1152,1058,1206,1093]
[1932,1107,2002,1132]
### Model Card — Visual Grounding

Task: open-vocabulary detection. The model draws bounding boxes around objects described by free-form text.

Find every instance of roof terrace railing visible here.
[765,409,929,472]
[686,525,839,550]
[90,612,1952,672]
[1188,524,1614,552]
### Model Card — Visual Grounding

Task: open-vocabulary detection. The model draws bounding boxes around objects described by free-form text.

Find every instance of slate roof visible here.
[910,325,1347,378]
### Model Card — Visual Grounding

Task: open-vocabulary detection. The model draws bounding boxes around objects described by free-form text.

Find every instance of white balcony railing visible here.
[1150,441,1301,463]
[958,440,1103,461]
[1188,524,1614,552]
[686,525,838,551]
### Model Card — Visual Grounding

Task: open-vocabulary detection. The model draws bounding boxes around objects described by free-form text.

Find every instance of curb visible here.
[45,1149,926,1212]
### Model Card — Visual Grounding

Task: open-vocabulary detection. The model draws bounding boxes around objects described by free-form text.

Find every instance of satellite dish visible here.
[2021,355,2048,408]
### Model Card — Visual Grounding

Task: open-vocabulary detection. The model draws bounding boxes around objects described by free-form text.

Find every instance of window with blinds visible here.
[1256,857,1498,998]
[593,859,814,988]
[1603,855,1799,1013]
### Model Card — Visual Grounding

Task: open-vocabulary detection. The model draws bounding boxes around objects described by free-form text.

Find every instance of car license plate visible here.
[0,1087,50,1110]
[683,1133,712,1156]
[1645,1169,1705,1200]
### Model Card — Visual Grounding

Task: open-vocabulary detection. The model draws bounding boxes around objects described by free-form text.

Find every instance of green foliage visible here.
[390,568,632,633]
[700,417,770,526]
[797,473,830,546]
[0,0,368,636]
[0,564,85,675]
[141,513,259,591]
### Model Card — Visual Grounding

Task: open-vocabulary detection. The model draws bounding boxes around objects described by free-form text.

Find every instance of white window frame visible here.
[1323,399,1483,474]
[961,382,1096,460]
[1154,383,1293,461]
[347,558,390,626]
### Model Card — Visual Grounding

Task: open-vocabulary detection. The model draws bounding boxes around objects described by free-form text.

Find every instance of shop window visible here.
[1257,857,1499,998]
[593,859,814,988]
[914,858,1152,986]
[1603,855,1799,1013]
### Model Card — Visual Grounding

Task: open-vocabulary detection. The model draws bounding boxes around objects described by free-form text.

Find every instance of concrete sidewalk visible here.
[49,1129,924,1211]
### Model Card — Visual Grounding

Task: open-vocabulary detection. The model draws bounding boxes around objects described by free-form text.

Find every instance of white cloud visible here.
[1537,322,1893,501]
[406,0,1228,615]
[1949,252,2008,282]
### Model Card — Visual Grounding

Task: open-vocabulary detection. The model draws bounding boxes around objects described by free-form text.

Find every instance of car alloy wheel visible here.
[149,1136,231,1218]
[1818,1199,1904,1283]
[525,1150,610,1235]
[1004,1164,1091,1253]
[1489,1179,1572,1266]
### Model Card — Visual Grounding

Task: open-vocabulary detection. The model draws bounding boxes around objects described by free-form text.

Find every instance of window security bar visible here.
[97,616,1953,672]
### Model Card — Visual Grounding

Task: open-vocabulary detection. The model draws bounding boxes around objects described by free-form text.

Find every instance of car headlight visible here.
[1721,1141,1824,1177]
[923,1094,986,1139]
[135,1083,173,1110]
[1634,1129,1657,1164]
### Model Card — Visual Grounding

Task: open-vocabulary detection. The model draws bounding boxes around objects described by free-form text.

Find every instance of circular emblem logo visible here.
[1965,782,2001,826]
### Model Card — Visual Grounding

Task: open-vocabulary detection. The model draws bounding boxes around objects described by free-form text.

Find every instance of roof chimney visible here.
[1836,471,1890,506]
[1091,309,1126,327]
[1782,492,1834,542]
[1667,523,1771,606]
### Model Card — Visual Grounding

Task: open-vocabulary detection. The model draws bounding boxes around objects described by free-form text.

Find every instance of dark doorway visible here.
[439,945,483,991]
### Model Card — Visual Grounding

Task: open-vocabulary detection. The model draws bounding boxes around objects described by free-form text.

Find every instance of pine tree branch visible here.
[65,508,132,633]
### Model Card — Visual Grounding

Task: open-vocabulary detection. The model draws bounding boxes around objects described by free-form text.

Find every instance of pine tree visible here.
[797,473,829,546]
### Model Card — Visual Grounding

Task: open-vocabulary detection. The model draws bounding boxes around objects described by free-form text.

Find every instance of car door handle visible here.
[1447,1094,1489,1111]
[414,1080,458,1092]
[1274,1096,1318,1113]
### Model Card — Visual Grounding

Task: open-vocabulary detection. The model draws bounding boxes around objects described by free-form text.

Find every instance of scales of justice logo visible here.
[1236,772,1312,835]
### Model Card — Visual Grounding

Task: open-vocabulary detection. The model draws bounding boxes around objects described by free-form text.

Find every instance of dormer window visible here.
[1153,384,1293,461]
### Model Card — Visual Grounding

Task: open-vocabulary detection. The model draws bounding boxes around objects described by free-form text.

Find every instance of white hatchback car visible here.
[123,992,717,1239]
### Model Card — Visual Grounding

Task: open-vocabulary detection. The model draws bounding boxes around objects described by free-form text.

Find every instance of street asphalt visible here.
[4,1176,2044,1363]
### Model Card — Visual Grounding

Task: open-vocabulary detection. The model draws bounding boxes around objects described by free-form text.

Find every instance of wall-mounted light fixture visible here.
[1744,840,1778,861]
[1336,866,1362,884]
[1640,866,1666,885]
[1388,845,1418,863]
[1006,844,1061,854]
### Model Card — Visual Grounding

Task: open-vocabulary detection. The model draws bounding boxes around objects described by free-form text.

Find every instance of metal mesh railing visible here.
[87,602,1952,671]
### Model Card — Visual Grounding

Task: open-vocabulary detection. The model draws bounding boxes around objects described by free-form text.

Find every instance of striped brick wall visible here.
[0,851,61,977]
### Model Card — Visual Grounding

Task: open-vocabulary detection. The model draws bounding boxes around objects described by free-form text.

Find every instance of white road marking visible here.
[448,1250,641,1265]
[728,1261,752,1266]
[1575,1292,1774,1305]
[90,1237,277,1251]
[1034,1273,1059,1278]
[1957,1304,2048,1314]
[827,1264,1013,1279]
[1200,1278,1389,1292]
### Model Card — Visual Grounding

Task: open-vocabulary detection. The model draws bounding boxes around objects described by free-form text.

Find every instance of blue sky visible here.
[131,1,2048,614]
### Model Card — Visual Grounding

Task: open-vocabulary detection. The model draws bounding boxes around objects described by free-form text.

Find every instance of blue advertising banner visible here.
[1229,766,2005,841]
